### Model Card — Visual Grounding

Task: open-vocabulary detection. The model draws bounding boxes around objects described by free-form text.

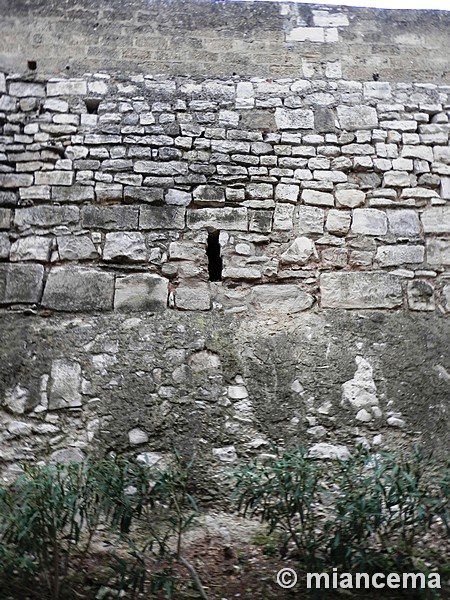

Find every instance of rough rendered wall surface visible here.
[0,1,449,485]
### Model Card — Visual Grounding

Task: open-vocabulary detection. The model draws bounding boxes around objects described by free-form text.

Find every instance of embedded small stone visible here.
[128,428,149,445]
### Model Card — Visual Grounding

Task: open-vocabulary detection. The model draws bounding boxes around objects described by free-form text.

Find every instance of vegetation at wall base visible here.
[0,446,450,599]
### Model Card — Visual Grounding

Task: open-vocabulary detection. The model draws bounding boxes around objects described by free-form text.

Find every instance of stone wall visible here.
[0,1,450,487]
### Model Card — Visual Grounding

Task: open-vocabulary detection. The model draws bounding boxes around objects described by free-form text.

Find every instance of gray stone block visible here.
[140,206,186,229]
[9,81,46,97]
[337,105,378,131]
[42,266,114,311]
[0,263,44,304]
[103,232,146,262]
[251,284,313,313]
[375,245,424,267]
[387,210,421,238]
[114,273,168,311]
[0,191,18,207]
[10,236,52,262]
[51,185,95,203]
[320,272,403,308]
[15,206,80,230]
[187,207,247,231]
[352,209,387,236]
[81,206,139,230]
[426,240,450,267]
[57,235,98,260]
[421,207,450,234]
[49,359,82,409]
[0,208,11,229]
[407,280,435,311]
[175,283,211,310]
[275,108,314,130]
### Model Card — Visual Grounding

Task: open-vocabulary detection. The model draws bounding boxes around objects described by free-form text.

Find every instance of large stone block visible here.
[251,284,313,313]
[9,81,46,97]
[320,272,403,308]
[81,206,139,230]
[337,105,378,130]
[42,267,114,311]
[187,207,247,231]
[47,79,87,96]
[387,210,421,238]
[275,108,314,130]
[103,232,147,262]
[351,209,387,235]
[0,264,44,304]
[114,273,168,311]
[421,207,450,234]
[10,236,52,262]
[375,245,424,267]
[57,235,98,260]
[297,206,324,234]
[15,206,79,230]
[35,171,74,186]
[140,206,186,229]
[49,359,82,409]
[175,283,211,310]
[426,240,450,267]
[302,190,334,207]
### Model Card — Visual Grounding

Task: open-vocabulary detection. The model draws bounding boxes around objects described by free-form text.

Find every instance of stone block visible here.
[335,189,365,208]
[124,187,163,204]
[0,263,44,304]
[387,210,421,238]
[175,283,211,310]
[441,178,450,200]
[42,266,114,311]
[114,273,168,311]
[286,26,325,43]
[275,183,299,203]
[401,145,433,162]
[187,207,247,231]
[134,160,188,176]
[193,185,225,207]
[140,206,186,229]
[0,208,11,229]
[297,206,324,234]
[281,237,317,264]
[0,173,33,188]
[426,240,450,267]
[52,185,95,203]
[320,272,403,308]
[49,359,82,409]
[57,235,98,260]
[441,282,450,313]
[10,236,52,262]
[375,245,424,267]
[275,108,314,130]
[407,280,435,311]
[302,189,334,207]
[247,183,273,199]
[0,72,5,94]
[9,81,46,97]
[421,207,450,234]
[337,105,377,130]
[251,284,313,313]
[15,206,79,230]
[0,232,10,259]
[326,210,351,236]
[165,189,192,206]
[47,79,87,96]
[81,206,139,230]
[103,232,147,262]
[383,171,413,187]
[273,204,294,230]
[248,209,273,233]
[352,209,387,235]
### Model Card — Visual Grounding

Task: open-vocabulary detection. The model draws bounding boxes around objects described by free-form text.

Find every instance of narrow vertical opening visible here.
[85,98,101,114]
[207,231,222,282]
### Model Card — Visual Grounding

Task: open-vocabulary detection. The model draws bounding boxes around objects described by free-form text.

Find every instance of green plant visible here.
[234,447,325,567]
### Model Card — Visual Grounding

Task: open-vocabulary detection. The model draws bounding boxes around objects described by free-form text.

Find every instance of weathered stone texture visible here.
[42,267,114,311]
[320,273,403,308]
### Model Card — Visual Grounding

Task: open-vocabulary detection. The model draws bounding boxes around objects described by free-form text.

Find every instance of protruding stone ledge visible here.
[42,266,115,311]
[320,272,403,309]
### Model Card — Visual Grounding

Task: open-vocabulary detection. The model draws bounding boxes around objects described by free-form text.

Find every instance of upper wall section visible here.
[1,0,450,82]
